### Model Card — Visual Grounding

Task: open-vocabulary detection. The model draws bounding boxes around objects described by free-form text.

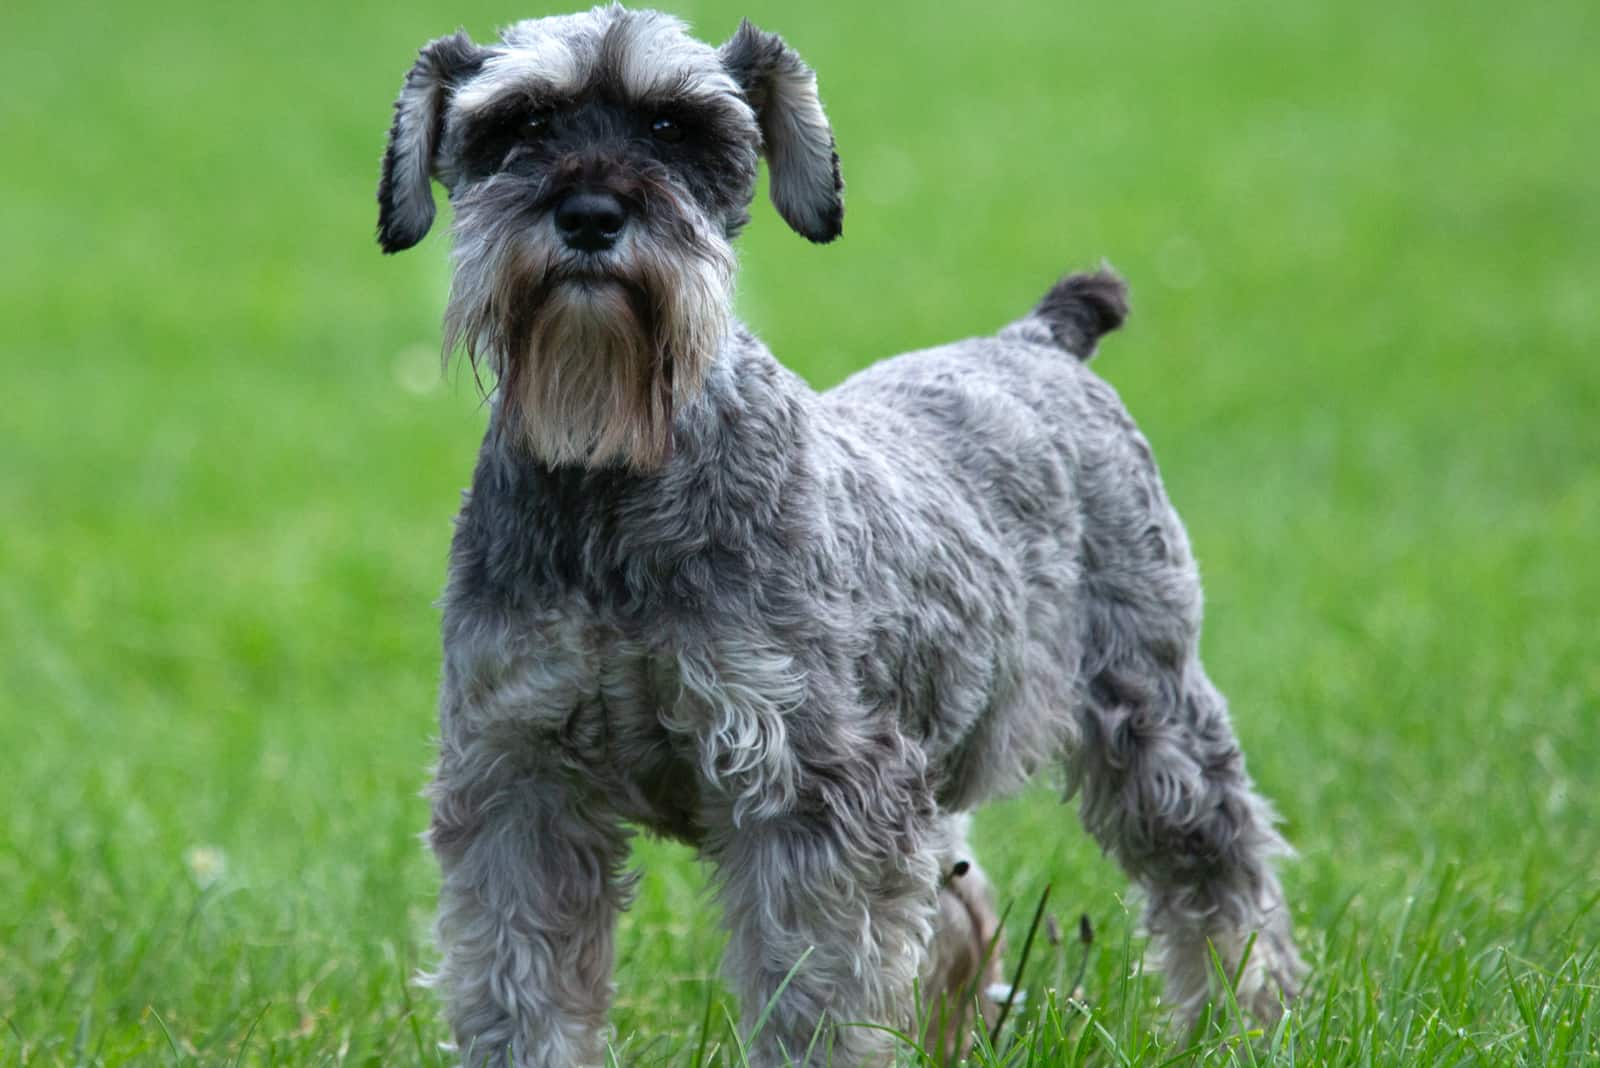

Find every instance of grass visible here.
[2,0,1597,1063]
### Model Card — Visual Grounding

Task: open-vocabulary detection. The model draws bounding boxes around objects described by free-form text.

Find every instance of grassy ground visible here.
[3,0,1597,1063]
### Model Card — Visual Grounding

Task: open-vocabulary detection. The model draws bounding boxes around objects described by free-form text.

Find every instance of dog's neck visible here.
[453,327,816,623]
[488,323,796,478]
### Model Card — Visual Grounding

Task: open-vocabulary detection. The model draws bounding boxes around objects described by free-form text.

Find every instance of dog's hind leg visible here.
[1073,653,1304,1028]
[1067,387,1305,1029]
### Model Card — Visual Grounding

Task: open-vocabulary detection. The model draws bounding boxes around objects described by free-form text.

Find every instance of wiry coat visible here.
[377,7,1302,1066]
[428,276,1300,1065]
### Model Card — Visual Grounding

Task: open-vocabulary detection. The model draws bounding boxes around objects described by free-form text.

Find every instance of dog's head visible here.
[376,5,842,470]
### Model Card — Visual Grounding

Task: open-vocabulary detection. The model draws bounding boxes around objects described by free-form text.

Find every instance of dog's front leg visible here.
[715,812,943,1068]
[676,642,941,1067]
[424,731,631,1068]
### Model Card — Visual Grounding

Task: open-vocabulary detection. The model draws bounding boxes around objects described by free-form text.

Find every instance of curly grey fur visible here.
[377,6,1304,1065]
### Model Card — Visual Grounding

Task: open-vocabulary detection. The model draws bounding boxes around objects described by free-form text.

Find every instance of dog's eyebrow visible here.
[625,71,731,112]
[610,64,742,113]
[622,92,722,126]
[452,47,583,116]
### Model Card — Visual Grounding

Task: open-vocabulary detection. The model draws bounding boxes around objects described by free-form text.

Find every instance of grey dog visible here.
[376,5,1304,1065]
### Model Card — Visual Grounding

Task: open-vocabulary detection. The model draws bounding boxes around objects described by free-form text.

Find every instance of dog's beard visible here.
[443,178,734,471]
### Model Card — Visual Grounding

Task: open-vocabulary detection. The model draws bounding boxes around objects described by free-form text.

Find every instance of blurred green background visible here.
[3,0,1597,1063]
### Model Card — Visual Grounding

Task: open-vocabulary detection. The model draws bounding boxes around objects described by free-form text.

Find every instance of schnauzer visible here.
[376,6,1304,1065]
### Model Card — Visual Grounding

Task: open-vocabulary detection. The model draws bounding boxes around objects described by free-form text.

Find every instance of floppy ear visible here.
[377,31,487,254]
[719,20,843,243]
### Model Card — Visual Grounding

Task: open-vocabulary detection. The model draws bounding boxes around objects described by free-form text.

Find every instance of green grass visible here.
[3,0,1597,1063]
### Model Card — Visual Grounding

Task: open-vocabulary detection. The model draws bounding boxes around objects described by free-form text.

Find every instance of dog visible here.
[376,6,1304,1065]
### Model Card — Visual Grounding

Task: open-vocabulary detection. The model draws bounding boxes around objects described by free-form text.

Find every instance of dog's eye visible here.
[650,116,685,144]
[526,110,554,137]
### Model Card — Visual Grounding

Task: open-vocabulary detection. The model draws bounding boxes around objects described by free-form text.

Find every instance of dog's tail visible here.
[1005,267,1129,361]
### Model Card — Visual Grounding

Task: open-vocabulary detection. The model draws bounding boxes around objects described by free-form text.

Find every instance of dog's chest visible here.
[446,609,705,841]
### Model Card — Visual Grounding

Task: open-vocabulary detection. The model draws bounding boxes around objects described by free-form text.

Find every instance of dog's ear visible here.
[719,20,843,243]
[377,31,488,254]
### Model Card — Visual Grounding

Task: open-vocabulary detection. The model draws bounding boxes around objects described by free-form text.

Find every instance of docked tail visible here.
[1007,267,1130,360]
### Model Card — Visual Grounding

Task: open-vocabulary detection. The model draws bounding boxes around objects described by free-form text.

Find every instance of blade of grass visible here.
[990,883,1052,1048]
[149,1008,184,1065]
[691,978,718,1068]
[231,1002,271,1068]
[740,947,814,1064]
[395,957,430,1066]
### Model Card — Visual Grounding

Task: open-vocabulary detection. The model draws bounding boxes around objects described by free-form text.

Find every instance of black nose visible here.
[554,190,627,252]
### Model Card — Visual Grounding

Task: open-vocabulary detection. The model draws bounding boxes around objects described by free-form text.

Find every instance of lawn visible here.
[2,0,1597,1064]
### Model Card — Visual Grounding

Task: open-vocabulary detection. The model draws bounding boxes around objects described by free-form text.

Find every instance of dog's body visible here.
[378,7,1303,1065]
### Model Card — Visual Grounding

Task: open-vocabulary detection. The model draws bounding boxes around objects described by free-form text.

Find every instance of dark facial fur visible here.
[445,66,761,235]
